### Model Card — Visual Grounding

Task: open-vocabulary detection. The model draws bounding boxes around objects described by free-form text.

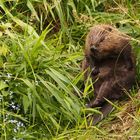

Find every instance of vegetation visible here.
[0,0,140,139]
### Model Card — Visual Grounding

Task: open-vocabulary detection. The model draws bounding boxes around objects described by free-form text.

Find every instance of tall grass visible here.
[0,0,140,139]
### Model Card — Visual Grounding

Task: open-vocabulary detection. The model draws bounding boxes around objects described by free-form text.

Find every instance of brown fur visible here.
[85,25,130,60]
[82,25,136,124]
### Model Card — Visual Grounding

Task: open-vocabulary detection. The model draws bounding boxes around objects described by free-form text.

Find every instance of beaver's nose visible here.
[90,45,98,52]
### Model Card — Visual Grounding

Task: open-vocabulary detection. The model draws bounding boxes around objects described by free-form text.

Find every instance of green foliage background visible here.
[0,0,140,139]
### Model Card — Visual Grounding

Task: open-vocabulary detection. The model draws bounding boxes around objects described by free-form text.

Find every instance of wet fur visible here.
[82,25,136,124]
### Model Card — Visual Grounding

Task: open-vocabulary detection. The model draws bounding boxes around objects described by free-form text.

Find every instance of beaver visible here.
[82,24,136,125]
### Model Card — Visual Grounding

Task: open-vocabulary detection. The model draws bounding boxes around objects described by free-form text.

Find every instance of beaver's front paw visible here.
[91,67,99,76]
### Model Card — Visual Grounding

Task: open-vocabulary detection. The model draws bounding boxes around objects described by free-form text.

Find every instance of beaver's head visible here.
[85,25,130,60]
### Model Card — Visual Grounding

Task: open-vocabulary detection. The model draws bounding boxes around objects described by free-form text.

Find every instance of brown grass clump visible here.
[101,90,140,140]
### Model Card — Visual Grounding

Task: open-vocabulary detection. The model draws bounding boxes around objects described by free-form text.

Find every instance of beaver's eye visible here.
[108,27,112,32]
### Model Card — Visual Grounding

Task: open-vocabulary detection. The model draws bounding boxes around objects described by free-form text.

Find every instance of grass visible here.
[0,0,140,139]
